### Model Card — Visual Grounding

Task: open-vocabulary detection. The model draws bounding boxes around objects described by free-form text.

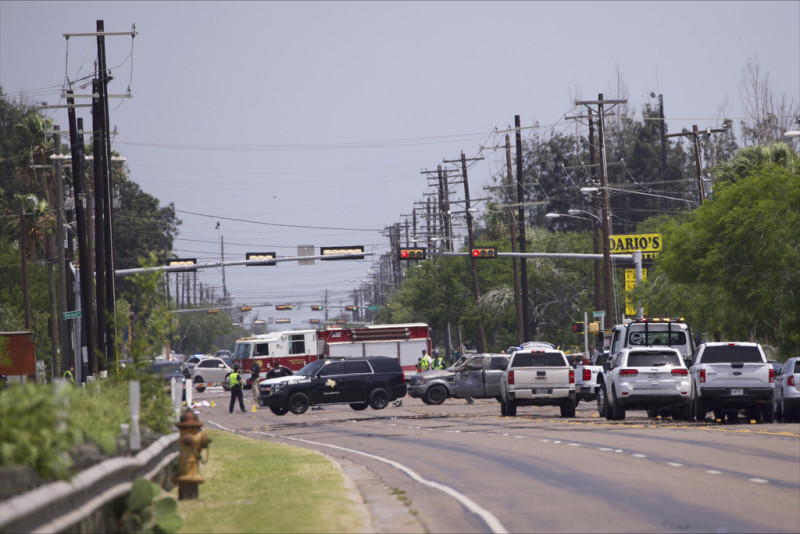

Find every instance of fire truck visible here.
[318,323,431,378]
[232,323,430,386]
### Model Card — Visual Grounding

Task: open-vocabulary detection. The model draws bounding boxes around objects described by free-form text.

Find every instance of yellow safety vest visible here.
[229,372,241,388]
[64,370,74,384]
[433,357,444,369]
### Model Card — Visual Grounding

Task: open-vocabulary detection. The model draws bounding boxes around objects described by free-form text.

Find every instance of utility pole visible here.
[515,115,531,341]
[53,126,71,376]
[66,101,97,377]
[92,77,107,364]
[505,134,523,344]
[657,94,668,212]
[666,124,726,203]
[587,110,602,314]
[576,94,627,327]
[444,152,486,352]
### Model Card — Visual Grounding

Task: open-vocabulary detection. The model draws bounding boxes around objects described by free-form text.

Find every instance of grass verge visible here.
[175,429,363,533]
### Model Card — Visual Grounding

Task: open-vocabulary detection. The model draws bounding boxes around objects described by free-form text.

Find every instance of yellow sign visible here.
[625,268,647,316]
[610,233,662,260]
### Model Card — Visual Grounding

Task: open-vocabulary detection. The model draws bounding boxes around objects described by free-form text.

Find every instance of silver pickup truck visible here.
[407,353,509,404]
[690,342,774,422]
[499,344,576,417]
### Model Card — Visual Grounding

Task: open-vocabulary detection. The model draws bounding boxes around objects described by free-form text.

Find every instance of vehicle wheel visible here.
[611,387,626,420]
[288,392,310,414]
[694,396,707,421]
[425,385,448,405]
[269,406,289,416]
[560,397,576,418]
[760,402,774,423]
[368,388,390,410]
[506,399,517,416]
[601,386,614,420]
[500,399,508,416]
[194,376,206,393]
[258,398,266,407]
[772,396,783,423]
[597,385,608,418]
[349,402,369,411]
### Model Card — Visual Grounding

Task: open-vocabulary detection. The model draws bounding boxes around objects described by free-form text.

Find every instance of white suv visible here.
[598,347,691,420]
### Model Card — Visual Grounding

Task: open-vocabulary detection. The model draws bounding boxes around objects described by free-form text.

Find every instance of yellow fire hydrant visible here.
[173,409,211,500]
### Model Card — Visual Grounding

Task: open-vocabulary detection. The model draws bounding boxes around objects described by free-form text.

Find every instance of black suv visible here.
[257,357,406,416]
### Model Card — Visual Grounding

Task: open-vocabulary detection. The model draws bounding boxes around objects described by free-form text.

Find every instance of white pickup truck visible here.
[499,344,576,417]
[690,342,775,422]
[608,318,695,366]
[574,352,611,403]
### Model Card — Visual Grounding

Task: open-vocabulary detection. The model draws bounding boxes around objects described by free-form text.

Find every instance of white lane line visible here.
[667,462,682,467]
[749,478,769,484]
[632,453,647,458]
[705,470,722,475]
[210,421,509,534]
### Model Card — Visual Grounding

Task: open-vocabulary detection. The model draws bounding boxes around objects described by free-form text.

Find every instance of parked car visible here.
[597,347,691,420]
[773,357,800,423]
[407,353,508,404]
[181,354,208,378]
[690,342,774,422]
[190,356,233,392]
[257,356,406,416]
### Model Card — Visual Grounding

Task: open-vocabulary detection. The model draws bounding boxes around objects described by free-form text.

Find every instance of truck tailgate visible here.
[704,363,771,387]
[509,368,572,397]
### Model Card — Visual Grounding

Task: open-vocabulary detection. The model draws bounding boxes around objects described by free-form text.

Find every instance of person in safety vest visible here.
[64,366,75,385]
[229,364,246,414]
[432,349,445,370]
[419,349,432,372]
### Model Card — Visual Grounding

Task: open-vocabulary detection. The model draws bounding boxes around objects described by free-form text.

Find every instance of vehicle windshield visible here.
[511,352,566,367]
[627,351,682,367]
[628,330,686,346]
[294,360,326,377]
[448,356,479,372]
[233,343,250,360]
[700,345,763,364]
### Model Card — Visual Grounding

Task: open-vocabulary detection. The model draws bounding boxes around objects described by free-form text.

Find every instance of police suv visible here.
[256,356,407,416]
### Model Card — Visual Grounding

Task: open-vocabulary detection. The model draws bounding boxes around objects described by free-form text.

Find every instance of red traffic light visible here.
[470,247,497,259]
[399,248,426,260]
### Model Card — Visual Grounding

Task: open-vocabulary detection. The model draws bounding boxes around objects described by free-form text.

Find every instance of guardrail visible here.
[0,433,179,533]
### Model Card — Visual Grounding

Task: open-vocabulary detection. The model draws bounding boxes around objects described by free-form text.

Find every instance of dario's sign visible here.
[609,233,662,259]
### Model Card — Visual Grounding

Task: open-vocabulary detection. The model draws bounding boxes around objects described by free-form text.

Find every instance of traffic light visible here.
[275,318,291,324]
[320,246,364,260]
[345,305,358,311]
[470,247,497,259]
[309,319,320,324]
[399,247,426,260]
[246,252,277,266]
[275,304,294,311]
[572,322,584,334]
[240,306,252,312]
[167,258,197,271]
[310,305,323,311]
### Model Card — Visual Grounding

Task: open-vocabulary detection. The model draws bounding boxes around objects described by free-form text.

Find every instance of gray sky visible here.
[2,1,798,330]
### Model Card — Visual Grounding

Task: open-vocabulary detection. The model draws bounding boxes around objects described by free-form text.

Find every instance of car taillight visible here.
[769,368,775,384]
[508,370,515,385]
[619,369,638,376]
[671,369,689,376]
[569,369,575,384]
[582,368,591,381]
[788,375,795,386]
[699,369,706,383]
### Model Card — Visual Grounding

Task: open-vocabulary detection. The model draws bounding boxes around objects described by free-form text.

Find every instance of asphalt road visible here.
[195,388,800,533]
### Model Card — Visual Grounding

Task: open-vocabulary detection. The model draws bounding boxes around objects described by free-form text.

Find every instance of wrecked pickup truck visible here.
[407,353,509,404]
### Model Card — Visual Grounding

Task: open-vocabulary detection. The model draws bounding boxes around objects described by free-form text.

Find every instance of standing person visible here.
[432,349,445,370]
[63,366,75,385]
[419,349,432,372]
[251,360,261,401]
[229,364,245,414]
[267,360,291,379]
